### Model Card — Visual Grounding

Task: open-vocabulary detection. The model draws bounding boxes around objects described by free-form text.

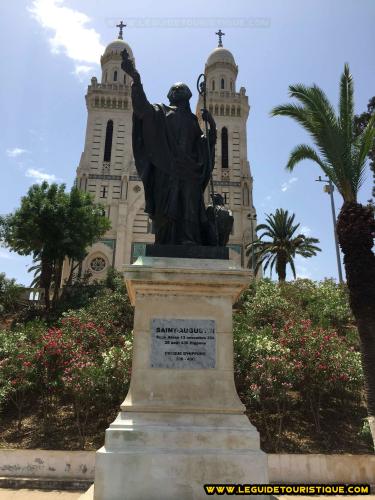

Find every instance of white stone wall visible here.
[1,450,374,485]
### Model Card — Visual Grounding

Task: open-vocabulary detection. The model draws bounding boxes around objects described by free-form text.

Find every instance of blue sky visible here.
[0,0,374,285]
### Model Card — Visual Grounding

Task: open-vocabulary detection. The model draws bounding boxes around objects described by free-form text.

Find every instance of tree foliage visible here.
[354,96,375,198]
[271,65,375,203]
[0,273,24,317]
[246,208,321,282]
[0,182,110,310]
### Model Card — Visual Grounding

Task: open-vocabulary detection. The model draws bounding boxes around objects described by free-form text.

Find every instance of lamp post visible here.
[247,212,257,274]
[315,176,344,283]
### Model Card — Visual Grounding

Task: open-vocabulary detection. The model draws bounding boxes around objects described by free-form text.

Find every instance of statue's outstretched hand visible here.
[121,49,139,81]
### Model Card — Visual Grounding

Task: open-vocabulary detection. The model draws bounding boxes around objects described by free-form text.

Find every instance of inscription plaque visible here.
[151,319,216,369]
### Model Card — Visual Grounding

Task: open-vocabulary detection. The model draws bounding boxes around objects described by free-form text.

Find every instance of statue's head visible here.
[167,83,192,105]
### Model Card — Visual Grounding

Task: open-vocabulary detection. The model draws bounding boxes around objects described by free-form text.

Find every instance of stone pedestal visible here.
[92,257,268,500]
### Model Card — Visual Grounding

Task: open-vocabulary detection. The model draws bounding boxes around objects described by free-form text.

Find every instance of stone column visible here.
[92,257,269,500]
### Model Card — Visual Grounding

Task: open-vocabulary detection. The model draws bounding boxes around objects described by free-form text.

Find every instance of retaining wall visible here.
[0,450,374,484]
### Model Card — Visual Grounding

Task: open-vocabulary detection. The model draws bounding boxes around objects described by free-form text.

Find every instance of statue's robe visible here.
[131,81,216,245]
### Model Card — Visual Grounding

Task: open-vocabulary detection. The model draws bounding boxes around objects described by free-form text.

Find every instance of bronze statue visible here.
[121,48,217,246]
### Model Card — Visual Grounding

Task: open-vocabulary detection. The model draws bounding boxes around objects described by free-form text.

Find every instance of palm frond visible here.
[339,63,354,150]
[355,113,375,190]
[285,143,332,176]
[270,103,318,139]
[287,255,297,279]
[271,68,370,202]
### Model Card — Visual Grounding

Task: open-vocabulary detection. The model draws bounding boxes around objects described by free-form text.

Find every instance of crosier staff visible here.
[197,73,218,246]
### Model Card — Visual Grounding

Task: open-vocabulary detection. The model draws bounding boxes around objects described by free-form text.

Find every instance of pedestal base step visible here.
[93,412,269,500]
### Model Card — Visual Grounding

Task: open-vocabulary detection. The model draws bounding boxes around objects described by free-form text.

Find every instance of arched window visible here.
[231,106,235,116]
[212,80,215,91]
[214,105,219,115]
[221,78,225,89]
[243,184,250,206]
[221,127,229,168]
[123,74,126,84]
[237,106,241,116]
[230,80,233,91]
[226,105,230,116]
[209,105,213,114]
[103,120,113,162]
[220,105,224,116]
[113,70,118,82]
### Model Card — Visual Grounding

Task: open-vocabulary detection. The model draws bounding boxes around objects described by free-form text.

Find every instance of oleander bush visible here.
[0,274,370,452]
[0,269,133,447]
[234,279,366,451]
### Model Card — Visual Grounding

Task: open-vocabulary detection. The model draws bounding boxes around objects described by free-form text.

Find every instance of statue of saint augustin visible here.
[121,48,217,246]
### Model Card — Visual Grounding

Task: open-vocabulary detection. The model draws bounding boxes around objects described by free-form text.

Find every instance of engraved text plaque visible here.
[150,319,216,369]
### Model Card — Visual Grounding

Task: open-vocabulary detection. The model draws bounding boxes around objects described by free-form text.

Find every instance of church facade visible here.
[63,30,257,282]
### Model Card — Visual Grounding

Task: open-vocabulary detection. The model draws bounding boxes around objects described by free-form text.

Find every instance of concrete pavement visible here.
[0,490,81,499]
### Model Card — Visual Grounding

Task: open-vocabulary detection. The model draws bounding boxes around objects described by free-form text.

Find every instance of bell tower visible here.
[197,32,257,265]
[65,23,153,283]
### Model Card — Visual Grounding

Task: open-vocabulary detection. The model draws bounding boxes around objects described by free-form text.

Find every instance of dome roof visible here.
[206,47,236,67]
[104,39,133,58]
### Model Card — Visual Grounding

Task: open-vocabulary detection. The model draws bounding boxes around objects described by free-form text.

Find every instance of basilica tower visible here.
[67,25,154,282]
[63,28,257,282]
[197,31,257,264]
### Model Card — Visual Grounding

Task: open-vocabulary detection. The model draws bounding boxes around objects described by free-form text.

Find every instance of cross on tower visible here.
[116,20,126,40]
[215,29,225,47]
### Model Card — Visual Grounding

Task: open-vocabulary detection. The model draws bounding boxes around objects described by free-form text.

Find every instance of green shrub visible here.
[234,311,363,439]
[279,279,354,334]
[62,342,132,447]
[278,319,363,429]
[305,280,353,333]
[240,279,294,328]
[0,320,45,427]
[61,269,133,336]
[0,269,134,437]
[0,273,24,317]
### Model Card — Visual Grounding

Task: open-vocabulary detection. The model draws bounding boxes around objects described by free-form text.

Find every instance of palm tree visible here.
[246,208,321,282]
[271,64,375,443]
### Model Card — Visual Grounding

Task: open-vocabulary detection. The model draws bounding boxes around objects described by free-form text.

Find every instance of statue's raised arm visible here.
[121,48,153,118]
[121,48,140,83]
